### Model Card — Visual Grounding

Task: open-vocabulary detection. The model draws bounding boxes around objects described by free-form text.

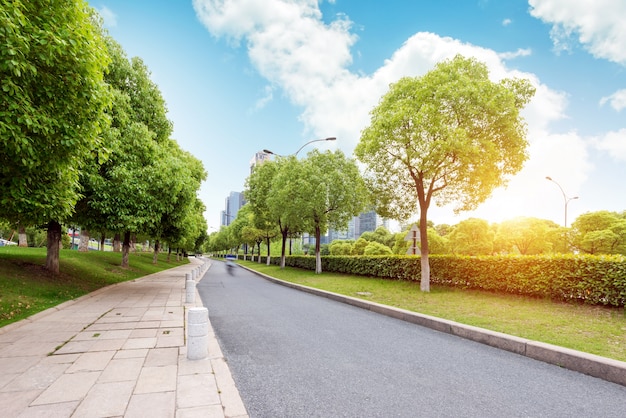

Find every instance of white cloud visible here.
[600,89,626,111]
[250,85,274,112]
[592,128,626,161]
[502,18,512,26]
[192,0,595,223]
[98,6,117,28]
[498,47,532,60]
[529,0,626,65]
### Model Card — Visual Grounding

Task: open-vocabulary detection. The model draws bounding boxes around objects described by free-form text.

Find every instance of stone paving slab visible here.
[0,258,248,418]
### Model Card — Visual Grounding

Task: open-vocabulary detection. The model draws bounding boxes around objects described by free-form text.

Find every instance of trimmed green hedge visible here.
[251,254,626,306]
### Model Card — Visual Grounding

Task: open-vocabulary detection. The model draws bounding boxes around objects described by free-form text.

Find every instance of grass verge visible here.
[238,260,626,362]
[0,246,188,327]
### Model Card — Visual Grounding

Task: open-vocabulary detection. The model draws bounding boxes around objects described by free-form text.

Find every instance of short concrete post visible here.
[191,269,196,280]
[187,307,208,360]
[185,272,191,283]
[185,280,196,304]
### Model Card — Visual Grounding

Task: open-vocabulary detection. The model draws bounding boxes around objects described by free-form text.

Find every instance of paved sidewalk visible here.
[0,257,248,418]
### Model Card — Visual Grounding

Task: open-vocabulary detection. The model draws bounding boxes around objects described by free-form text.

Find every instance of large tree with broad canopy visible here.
[355,55,535,291]
[0,0,111,273]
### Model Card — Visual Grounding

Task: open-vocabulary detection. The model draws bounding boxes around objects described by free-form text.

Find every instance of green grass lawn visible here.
[238,260,626,362]
[0,246,188,327]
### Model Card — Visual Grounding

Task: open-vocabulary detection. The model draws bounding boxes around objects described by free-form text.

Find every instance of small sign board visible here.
[404,225,419,241]
[404,225,420,255]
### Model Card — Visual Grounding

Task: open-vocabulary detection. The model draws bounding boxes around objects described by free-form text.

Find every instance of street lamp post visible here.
[545,176,579,227]
[264,137,336,157]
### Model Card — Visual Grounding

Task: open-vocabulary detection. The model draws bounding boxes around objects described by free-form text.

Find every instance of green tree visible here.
[266,156,310,268]
[363,241,393,255]
[0,1,112,273]
[572,211,626,255]
[77,37,173,268]
[447,218,494,256]
[494,217,557,255]
[245,159,279,265]
[427,227,448,254]
[329,240,355,255]
[352,237,369,255]
[146,142,207,262]
[300,150,368,273]
[355,55,535,291]
[360,226,394,248]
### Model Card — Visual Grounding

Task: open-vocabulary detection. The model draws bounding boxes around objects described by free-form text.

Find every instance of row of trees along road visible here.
[210,56,535,291]
[326,210,626,257]
[0,1,207,273]
[244,150,369,274]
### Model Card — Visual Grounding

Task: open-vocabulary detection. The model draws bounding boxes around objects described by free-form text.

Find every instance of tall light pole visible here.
[545,176,579,227]
[264,137,336,157]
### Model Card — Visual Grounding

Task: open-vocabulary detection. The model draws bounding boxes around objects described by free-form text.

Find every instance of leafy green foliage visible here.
[0,1,111,224]
[266,253,626,307]
[447,218,494,255]
[572,211,626,255]
[355,55,535,290]
[494,217,560,255]
[300,149,369,273]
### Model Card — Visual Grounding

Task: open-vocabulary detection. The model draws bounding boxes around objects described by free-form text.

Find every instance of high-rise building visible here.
[250,151,271,173]
[357,210,378,236]
[221,191,245,226]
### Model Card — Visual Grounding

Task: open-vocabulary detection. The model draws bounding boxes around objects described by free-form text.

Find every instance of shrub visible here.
[276,254,626,306]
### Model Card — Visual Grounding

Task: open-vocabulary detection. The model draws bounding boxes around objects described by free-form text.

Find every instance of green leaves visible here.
[1,0,111,225]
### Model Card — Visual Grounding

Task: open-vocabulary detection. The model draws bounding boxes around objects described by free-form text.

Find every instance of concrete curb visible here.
[242,265,626,387]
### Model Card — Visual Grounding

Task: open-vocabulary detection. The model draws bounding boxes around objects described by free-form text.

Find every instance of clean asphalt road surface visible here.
[197,261,626,418]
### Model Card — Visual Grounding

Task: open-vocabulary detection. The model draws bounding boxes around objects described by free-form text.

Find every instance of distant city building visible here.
[324,211,389,244]
[250,150,271,173]
[221,191,245,226]
[357,210,379,236]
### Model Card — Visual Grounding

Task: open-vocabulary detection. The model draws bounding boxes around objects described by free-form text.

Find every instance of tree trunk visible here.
[18,225,27,247]
[113,233,121,252]
[78,229,90,252]
[419,207,430,292]
[121,231,131,268]
[265,237,271,266]
[315,224,322,274]
[45,220,62,274]
[167,247,172,262]
[280,227,288,269]
[257,242,262,263]
[153,240,159,264]
[100,234,105,251]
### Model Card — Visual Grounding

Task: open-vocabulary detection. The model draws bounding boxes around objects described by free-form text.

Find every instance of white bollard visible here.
[191,269,196,280]
[185,272,191,283]
[187,307,208,360]
[185,280,196,304]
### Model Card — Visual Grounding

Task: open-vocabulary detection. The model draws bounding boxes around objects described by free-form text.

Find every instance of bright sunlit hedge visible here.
[252,254,626,307]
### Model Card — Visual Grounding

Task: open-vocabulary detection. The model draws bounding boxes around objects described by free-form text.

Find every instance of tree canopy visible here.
[1,6,207,272]
[1,0,112,272]
[355,55,535,290]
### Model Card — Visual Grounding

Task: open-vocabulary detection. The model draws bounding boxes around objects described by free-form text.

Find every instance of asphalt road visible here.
[197,261,626,418]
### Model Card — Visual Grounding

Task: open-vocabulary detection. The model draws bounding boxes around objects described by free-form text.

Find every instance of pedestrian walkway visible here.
[0,257,248,418]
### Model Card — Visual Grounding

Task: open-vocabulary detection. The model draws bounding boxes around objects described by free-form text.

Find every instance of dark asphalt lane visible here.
[198,261,626,418]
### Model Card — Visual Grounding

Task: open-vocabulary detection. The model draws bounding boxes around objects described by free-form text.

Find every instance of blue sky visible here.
[90,0,626,232]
